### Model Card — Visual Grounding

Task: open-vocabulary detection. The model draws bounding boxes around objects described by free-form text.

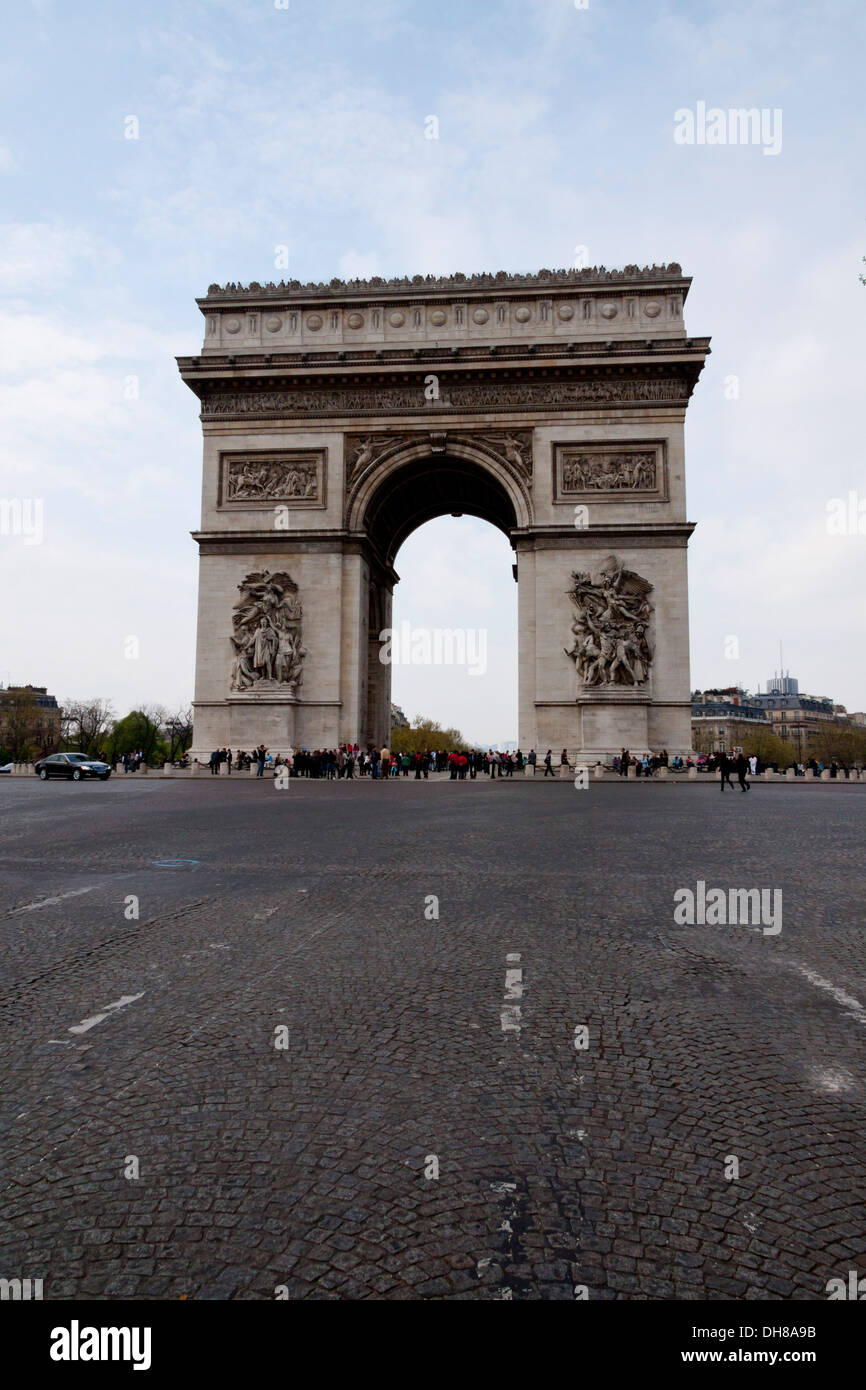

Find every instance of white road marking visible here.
[68,993,145,1035]
[500,954,523,1033]
[810,1066,855,1094]
[13,886,95,914]
[504,969,523,999]
[791,962,866,1027]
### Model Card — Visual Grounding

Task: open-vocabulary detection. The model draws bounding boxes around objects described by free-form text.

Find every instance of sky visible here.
[1,0,864,742]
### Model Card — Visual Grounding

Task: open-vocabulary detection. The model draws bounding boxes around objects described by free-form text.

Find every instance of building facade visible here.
[692,676,861,758]
[0,685,61,758]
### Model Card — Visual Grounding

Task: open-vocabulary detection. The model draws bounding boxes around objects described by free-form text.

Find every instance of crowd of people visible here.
[614,749,683,777]
[203,745,561,779]
[202,743,859,783]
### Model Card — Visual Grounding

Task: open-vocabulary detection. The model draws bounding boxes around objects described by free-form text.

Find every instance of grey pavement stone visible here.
[0,776,865,1300]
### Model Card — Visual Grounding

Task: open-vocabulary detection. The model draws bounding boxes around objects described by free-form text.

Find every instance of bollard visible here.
[805,768,815,779]
[688,767,697,779]
[786,767,795,779]
[627,764,636,779]
[559,763,571,779]
[249,764,258,777]
[140,763,148,774]
[162,762,172,775]
[763,769,774,780]
[658,766,668,779]
[593,763,604,780]
[820,769,831,781]
[525,763,535,776]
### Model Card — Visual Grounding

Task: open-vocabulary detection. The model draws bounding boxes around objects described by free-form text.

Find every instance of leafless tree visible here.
[62,699,116,757]
[164,706,194,761]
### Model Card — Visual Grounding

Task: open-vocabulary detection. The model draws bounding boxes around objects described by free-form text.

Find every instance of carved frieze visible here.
[566,556,654,689]
[345,434,410,485]
[202,376,688,421]
[219,451,325,508]
[553,443,667,503]
[469,431,533,478]
[344,428,533,492]
[230,570,305,694]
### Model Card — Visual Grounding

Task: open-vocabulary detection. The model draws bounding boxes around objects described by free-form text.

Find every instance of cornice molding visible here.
[179,336,711,380]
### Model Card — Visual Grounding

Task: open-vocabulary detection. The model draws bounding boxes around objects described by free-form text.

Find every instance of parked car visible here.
[0,762,12,774]
[35,753,111,782]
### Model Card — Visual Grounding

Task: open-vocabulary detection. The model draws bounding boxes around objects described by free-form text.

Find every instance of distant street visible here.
[1,775,864,1300]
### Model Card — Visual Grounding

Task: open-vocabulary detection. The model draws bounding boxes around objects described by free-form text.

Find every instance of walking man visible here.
[736,752,751,793]
[544,749,555,777]
[719,752,735,792]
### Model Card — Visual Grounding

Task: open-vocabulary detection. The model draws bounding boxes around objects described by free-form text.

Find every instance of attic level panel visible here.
[201,296,687,354]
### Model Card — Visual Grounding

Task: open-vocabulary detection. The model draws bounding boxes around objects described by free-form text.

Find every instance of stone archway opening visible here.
[360,453,521,568]
[355,451,522,748]
[389,512,518,750]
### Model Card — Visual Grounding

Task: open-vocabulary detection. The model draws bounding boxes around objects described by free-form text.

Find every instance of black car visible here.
[35,753,111,782]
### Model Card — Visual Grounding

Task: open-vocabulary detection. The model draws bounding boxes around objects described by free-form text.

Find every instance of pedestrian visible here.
[226,748,233,775]
[736,752,751,792]
[544,749,554,777]
[719,752,735,791]
[256,744,267,777]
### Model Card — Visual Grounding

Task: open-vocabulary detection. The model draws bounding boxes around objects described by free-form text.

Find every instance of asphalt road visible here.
[1,773,864,1300]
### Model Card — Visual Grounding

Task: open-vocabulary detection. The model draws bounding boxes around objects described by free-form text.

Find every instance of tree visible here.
[110,706,169,764]
[390,714,468,754]
[692,722,795,767]
[163,706,194,762]
[61,698,115,757]
[0,688,40,761]
[809,724,866,767]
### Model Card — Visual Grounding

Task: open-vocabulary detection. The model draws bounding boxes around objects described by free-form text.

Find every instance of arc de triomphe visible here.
[178,265,709,762]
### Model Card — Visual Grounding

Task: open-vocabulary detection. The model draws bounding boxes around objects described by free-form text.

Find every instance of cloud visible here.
[0,222,120,292]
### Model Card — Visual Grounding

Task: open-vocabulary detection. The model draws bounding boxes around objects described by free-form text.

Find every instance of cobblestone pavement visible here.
[1,775,864,1300]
